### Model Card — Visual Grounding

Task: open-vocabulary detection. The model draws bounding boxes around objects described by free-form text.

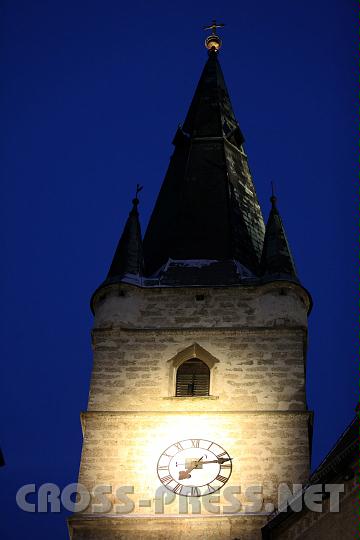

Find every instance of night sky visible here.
[0,1,356,538]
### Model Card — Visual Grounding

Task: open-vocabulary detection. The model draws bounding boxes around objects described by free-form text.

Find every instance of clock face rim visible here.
[156,438,232,497]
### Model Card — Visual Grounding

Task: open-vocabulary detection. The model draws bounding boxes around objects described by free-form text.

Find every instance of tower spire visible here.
[260,185,298,281]
[107,185,144,281]
[143,50,265,280]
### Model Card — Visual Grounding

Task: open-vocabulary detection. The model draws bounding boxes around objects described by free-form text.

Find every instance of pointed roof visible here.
[91,43,312,313]
[260,193,298,281]
[107,195,144,280]
[142,50,265,278]
[182,49,244,143]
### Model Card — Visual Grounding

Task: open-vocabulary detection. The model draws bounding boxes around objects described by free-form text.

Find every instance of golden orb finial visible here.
[203,19,225,51]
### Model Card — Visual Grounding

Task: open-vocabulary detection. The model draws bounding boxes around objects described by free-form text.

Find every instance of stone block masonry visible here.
[69,281,311,539]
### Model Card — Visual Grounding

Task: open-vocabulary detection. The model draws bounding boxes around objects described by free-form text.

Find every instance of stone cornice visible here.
[92,325,307,337]
[80,409,312,436]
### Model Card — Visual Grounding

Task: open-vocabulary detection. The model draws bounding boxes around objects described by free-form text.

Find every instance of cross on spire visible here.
[203,20,225,35]
[203,20,225,51]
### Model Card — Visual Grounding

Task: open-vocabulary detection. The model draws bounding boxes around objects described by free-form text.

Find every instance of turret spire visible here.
[107,185,144,280]
[260,185,298,281]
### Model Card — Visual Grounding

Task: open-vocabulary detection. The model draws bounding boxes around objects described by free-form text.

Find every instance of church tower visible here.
[69,26,312,540]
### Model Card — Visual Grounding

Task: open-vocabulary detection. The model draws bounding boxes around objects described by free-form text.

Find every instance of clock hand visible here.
[178,456,204,480]
[176,457,233,468]
[201,457,233,465]
[217,457,233,464]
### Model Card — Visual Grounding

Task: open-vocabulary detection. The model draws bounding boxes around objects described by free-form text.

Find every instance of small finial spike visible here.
[270,181,277,208]
[203,19,225,51]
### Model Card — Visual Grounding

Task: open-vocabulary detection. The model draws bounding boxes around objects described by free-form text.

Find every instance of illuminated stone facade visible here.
[68,281,311,539]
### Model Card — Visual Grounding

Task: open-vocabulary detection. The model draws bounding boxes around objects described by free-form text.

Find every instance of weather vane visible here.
[135,184,143,199]
[132,183,143,207]
[203,19,225,51]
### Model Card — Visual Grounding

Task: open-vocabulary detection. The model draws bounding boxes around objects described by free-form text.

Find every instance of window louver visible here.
[176,359,210,396]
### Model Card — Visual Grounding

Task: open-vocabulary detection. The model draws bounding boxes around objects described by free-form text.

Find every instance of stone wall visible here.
[93,282,309,331]
[69,514,267,540]
[77,411,310,509]
[88,327,306,412]
[71,411,310,538]
[70,282,311,539]
[89,282,309,413]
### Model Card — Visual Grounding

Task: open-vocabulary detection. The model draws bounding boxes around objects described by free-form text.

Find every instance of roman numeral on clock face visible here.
[160,475,173,485]
[190,486,200,497]
[216,451,227,458]
[158,465,169,471]
[191,439,200,447]
[174,442,184,451]
[221,464,232,469]
[172,483,183,494]
[215,474,228,483]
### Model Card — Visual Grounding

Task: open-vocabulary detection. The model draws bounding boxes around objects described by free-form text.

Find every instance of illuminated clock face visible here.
[157,439,232,497]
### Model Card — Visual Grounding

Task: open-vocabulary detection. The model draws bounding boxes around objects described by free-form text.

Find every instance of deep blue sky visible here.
[0,1,356,538]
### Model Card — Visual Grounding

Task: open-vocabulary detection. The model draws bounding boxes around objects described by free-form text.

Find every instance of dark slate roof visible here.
[106,197,144,280]
[155,259,256,287]
[94,50,308,297]
[142,50,265,278]
[261,414,358,539]
[310,414,359,483]
[260,195,298,281]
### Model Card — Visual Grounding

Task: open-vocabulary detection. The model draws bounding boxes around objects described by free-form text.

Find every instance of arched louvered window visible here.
[175,359,210,396]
